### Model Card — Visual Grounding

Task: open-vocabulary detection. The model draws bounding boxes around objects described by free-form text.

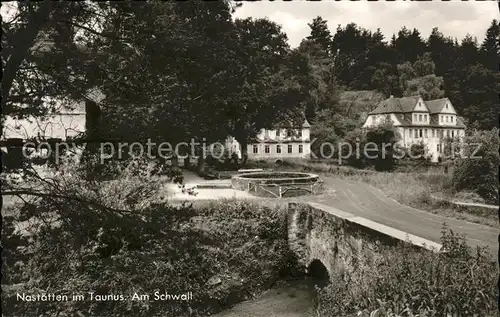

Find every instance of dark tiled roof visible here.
[394,114,412,126]
[369,96,420,114]
[249,137,310,144]
[425,98,448,114]
[456,117,466,128]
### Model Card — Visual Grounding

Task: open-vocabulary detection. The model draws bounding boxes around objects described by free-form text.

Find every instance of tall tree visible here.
[398,53,444,100]
[1,1,111,120]
[95,1,238,146]
[460,34,480,67]
[459,63,499,130]
[392,27,426,64]
[297,39,340,121]
[480,19,500,72]
[306,16,332,54]
[222,18,307,163]
[331,23,376,88]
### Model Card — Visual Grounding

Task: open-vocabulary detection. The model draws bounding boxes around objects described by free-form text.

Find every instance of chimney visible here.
[390,95,394,98]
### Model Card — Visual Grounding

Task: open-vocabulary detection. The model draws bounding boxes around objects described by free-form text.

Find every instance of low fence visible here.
[247,180,324,198]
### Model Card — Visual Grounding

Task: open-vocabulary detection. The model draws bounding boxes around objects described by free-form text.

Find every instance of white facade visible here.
[2,110,86,141]
[226,120,311,161]
[362,96,466,163]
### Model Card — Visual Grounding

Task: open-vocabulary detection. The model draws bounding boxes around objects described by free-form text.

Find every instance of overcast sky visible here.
[233,1,499,48]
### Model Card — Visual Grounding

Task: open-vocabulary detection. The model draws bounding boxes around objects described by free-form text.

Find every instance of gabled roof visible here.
[302,118,311,128]
[394,114,412,126]
[425,98,448,114]
[369,96,420,114]
[85,87,105,104]
[455,117,466,128]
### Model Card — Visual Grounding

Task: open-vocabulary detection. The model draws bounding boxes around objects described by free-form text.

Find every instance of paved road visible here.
[307,176,498,253]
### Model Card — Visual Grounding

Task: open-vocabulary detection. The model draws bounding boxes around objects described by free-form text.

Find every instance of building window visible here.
[409,129,413,138]
[432,129,435,137]
[450,116,453,123]
[424,129,428,138]
[445,116,449,122]
[419,129,422,138]
[287,130,293,137]
[419,114,422,121]
[446,130,450,138]
[414,114,417,122]
[264,145,270,154]
[264,130,269,138]
[276,145,281,154]
[451,130,454,138]
[253,145,258,154]
[446,103,448,109]
[437,144,441,153]
[287,144,293,153]
[276,128,281,137]
[298,130,302,137]
[424,114,427,121]
[298,144,303,153]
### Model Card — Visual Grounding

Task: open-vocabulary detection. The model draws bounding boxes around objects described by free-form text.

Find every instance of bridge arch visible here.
[307,259,330,287]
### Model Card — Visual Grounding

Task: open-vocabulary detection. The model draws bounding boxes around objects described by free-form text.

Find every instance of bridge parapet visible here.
[287,202,442,281]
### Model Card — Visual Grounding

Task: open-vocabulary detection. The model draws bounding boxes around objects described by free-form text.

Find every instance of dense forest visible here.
[302,17,499,132]
[2,2,498,157]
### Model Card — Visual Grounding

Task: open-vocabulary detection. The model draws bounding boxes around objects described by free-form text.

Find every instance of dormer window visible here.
[298,130,302,137]
[414,114,417,121]
[445,116,448,122]
[446,103,448,109]
[419,114,422,121]
[450,116,453,123]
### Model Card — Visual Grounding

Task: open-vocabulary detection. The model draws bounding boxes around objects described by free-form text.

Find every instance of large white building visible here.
[225,119,312,161]
[362,95,466,162]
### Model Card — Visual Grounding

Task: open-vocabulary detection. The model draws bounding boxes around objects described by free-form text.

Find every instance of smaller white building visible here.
[226,119,312,161]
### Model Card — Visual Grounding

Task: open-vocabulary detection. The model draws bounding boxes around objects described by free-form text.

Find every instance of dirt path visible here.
[213,280,317,317]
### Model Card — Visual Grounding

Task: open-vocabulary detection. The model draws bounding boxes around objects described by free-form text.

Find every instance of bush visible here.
[317,228,498,316]
[451,128,499,204]
[3,161,295,317]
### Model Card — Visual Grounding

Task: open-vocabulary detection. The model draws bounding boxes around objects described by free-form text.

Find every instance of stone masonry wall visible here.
[287,202,442,280]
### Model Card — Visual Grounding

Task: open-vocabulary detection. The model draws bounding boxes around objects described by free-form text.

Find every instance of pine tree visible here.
[307,16,332,54]
[480,19,500,71]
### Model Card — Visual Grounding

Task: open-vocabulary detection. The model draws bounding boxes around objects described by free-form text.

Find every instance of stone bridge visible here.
[287,201,443,282]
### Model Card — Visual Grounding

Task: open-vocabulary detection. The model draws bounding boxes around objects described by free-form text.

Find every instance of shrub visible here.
[317,228,498,316]
[3,162,294,317]
[451,128,499,204]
